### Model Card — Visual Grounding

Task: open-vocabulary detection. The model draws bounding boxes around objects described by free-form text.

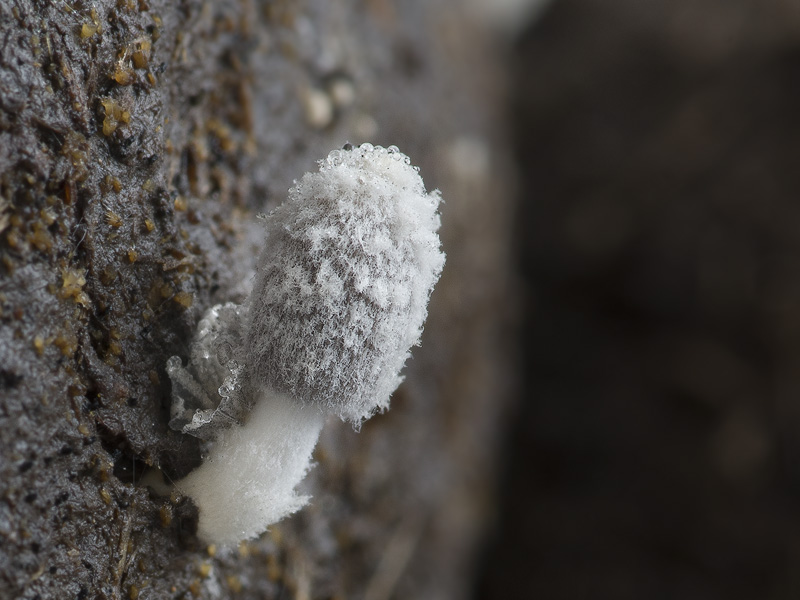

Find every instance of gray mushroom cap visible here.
[246,144,445,424]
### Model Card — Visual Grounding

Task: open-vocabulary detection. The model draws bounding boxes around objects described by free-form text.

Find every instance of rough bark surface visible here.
[0,1,515,598]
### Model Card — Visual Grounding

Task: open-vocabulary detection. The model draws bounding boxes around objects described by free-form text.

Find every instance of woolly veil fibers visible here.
[166,144,445,545]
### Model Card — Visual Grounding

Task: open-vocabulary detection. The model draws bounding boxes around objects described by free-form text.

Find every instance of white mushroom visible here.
[167,144,445,545]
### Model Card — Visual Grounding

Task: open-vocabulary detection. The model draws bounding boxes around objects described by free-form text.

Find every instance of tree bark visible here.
[0,1,516,598]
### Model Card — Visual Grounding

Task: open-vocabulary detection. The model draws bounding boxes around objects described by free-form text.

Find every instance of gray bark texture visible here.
[0,1,516,598]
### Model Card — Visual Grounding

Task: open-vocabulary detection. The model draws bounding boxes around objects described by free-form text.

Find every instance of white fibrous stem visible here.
[177,389,326,545]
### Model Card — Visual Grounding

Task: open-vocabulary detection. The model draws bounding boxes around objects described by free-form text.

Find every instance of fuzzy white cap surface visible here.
[246,144,445,424]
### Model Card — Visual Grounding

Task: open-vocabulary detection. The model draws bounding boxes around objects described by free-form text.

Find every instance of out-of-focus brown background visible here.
[479,0,800,598]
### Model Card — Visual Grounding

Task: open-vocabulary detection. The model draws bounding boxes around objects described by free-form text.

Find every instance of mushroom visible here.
[167,144,445,544]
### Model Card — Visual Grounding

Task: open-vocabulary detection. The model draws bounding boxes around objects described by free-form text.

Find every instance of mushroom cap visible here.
[247,144,445,423]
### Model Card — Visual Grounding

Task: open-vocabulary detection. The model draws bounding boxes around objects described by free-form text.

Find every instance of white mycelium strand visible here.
[166,143,445,544]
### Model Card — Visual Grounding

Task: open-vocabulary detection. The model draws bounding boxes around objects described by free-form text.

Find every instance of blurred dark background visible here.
[478,0,800,598]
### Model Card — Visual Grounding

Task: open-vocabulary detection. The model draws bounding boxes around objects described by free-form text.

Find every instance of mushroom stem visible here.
[178,389,326,545]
